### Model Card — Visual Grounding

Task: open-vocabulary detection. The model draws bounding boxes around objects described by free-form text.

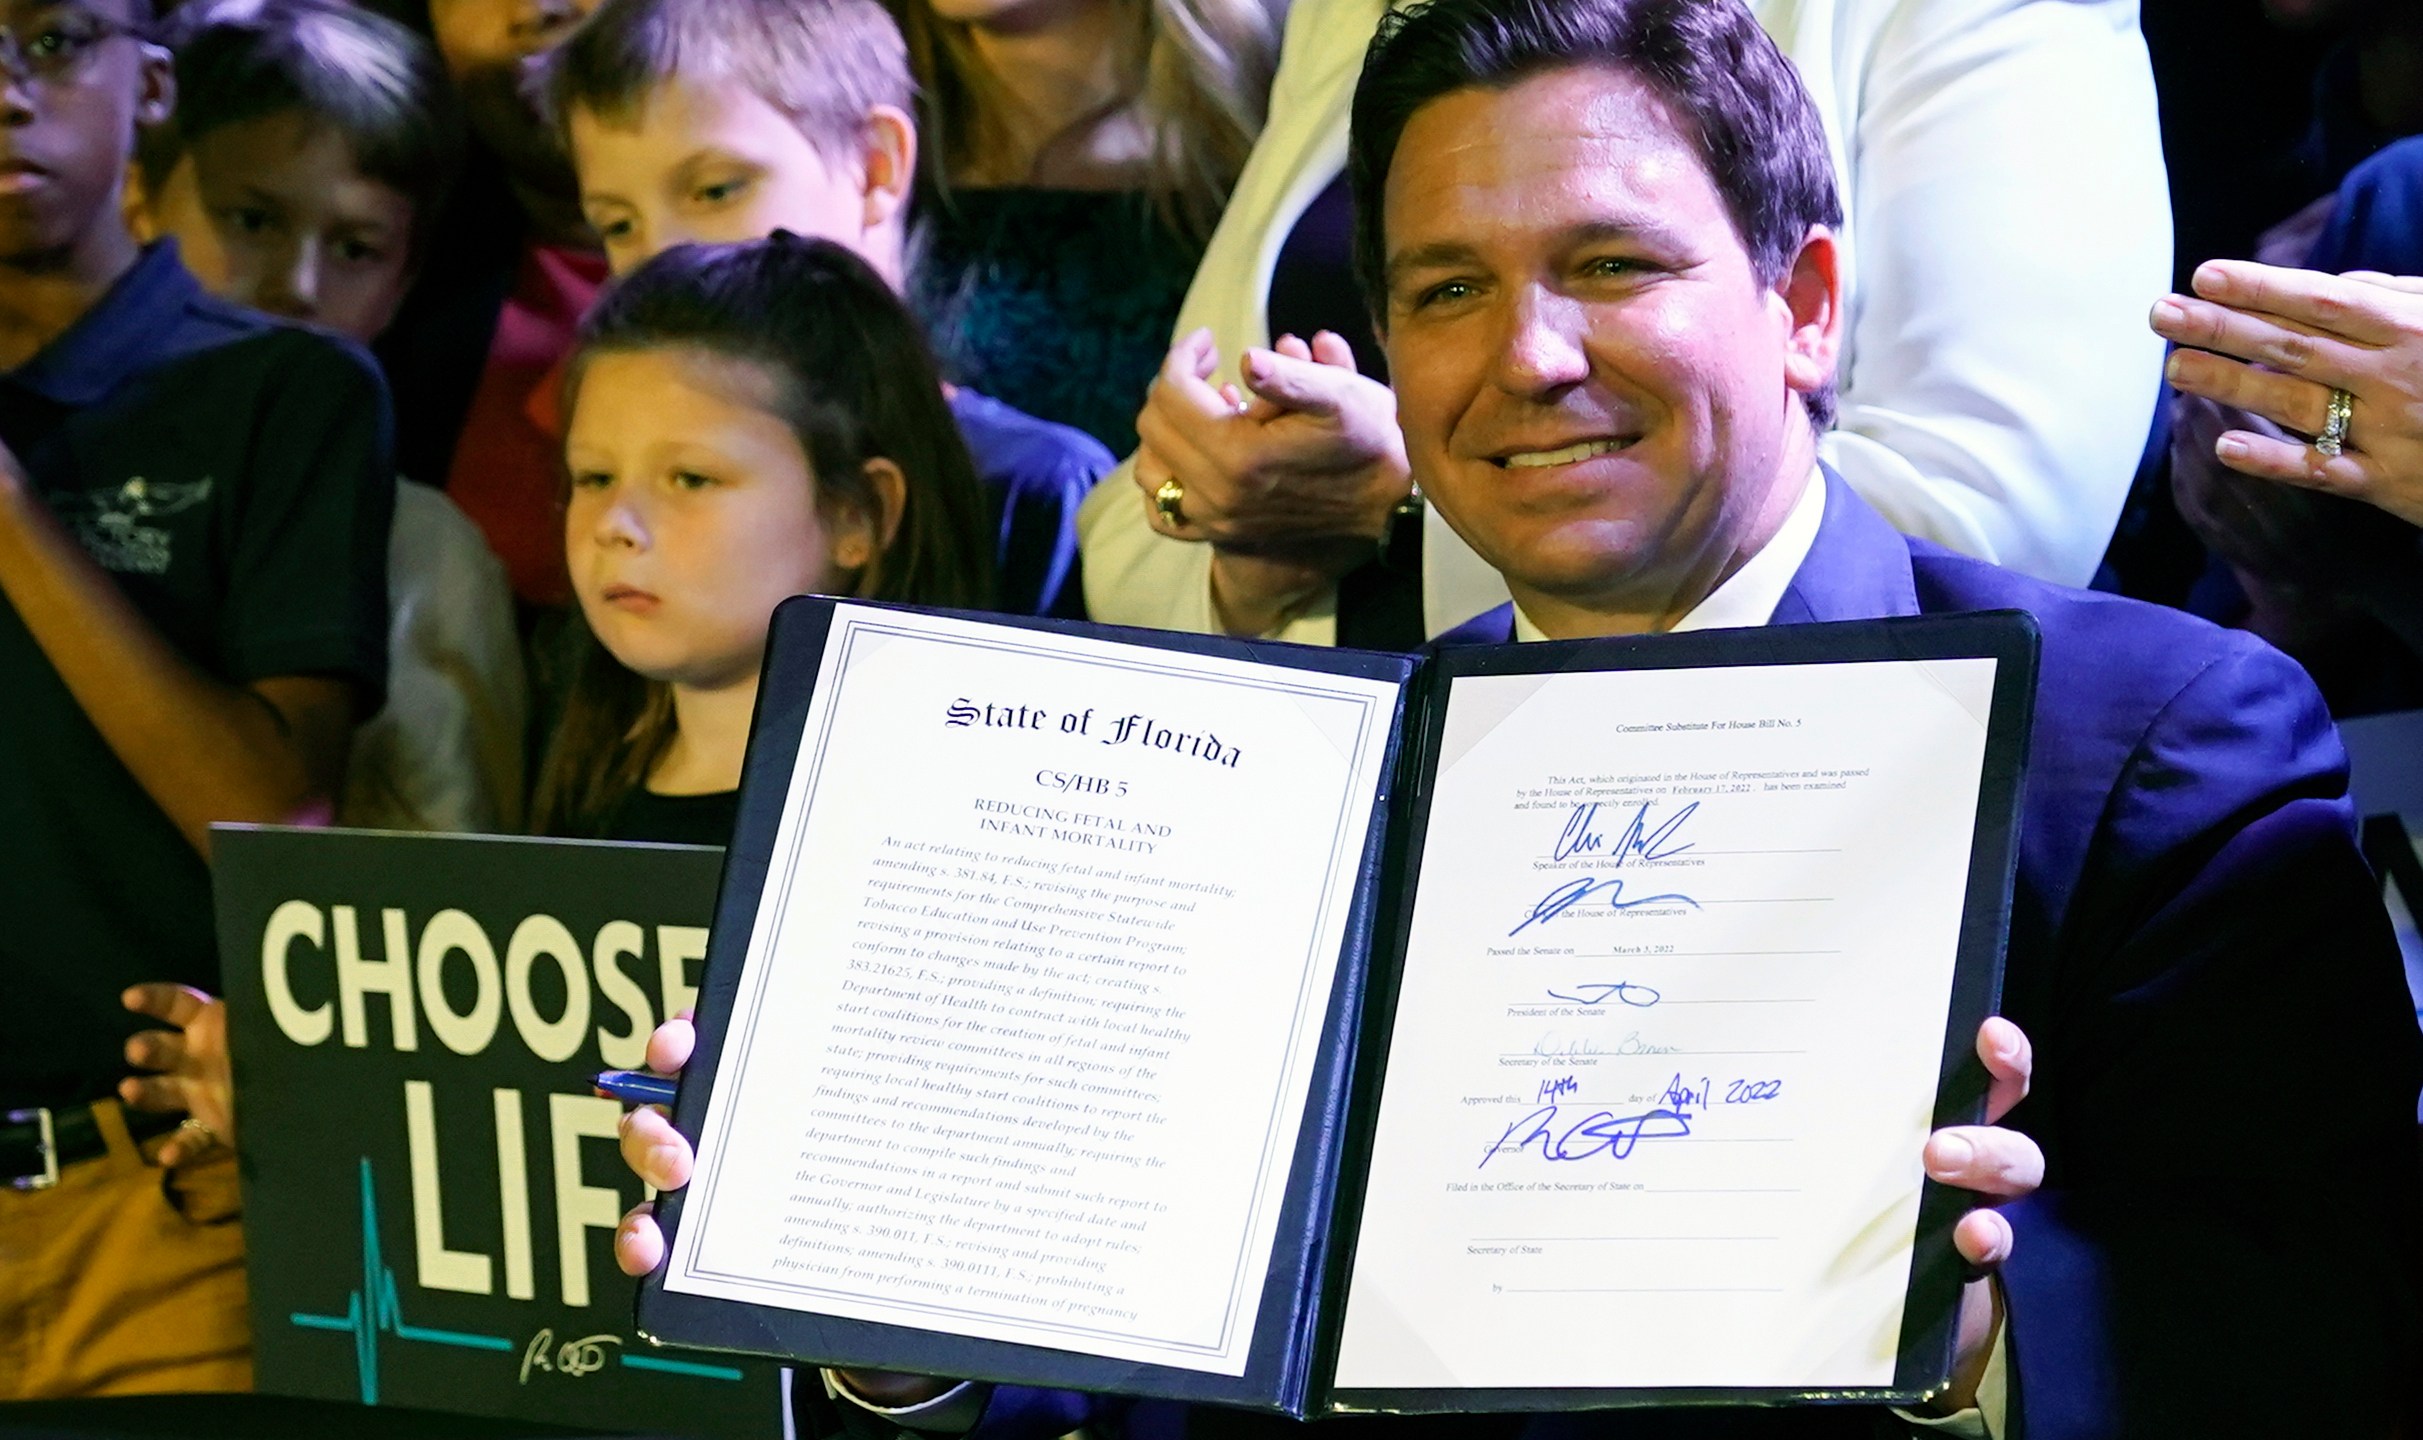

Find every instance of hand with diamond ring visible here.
[2152,261,2423,526]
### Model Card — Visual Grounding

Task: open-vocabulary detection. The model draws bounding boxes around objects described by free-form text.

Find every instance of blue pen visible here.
[594,1070,679,1106]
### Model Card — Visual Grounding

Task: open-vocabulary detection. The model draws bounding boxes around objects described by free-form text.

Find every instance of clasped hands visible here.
[609,1014,2041,1415]
[1132,328,1411,635]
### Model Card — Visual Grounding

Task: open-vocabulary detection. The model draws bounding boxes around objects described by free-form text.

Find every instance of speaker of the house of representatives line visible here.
[614,1,2423,1435]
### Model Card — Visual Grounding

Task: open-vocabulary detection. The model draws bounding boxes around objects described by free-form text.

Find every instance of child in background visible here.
[130,0,528,834]
[533,235,994,844]
[389,0,605,609]
[118,235,996,1278]
[541,0,1110,619]
[110,0,528,1295]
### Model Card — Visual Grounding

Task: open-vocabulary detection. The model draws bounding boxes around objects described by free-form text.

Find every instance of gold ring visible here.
[2316,386,2355,457]
[1154,477,1187,527]
[177,1117,222,1150]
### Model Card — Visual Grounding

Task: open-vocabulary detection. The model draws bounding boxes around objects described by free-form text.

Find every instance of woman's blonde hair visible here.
[897,0,1285,240]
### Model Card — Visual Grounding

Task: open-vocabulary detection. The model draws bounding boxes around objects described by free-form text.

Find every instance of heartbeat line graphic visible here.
[288,1157,514,1405]
[287,1157,745,1403]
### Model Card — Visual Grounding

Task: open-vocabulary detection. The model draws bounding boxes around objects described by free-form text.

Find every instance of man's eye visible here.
[570,470,613,490]
[670,470,716,490]
[221,207,273,236]
[1414,279,1477,309]
[24,23,89,60]
[590,215,632,242]
[695,176,749,206]
[334,238,384,264]
[1582,256,1642,279]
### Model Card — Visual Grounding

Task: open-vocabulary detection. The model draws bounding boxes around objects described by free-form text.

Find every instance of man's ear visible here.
[134,42,174,129]
[1773,225,1843,402]
[831,456,909,575]
[858,104,917,234]
[862,103,915,233]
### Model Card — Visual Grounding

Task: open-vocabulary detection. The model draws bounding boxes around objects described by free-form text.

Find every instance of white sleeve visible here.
[1077,0,1382,639]
[1821,0,2171,586]
[340,481,528,832]
[1077,460,1221,633]
[1076,469,1337,643]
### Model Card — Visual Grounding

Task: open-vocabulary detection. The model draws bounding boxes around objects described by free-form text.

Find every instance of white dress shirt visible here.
[1509,467,1827,641]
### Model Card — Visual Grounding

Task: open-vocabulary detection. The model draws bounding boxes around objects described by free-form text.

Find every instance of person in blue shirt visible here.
[0,0,393,1397]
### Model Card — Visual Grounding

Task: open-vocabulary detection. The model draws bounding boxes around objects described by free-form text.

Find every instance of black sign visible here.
[213,828,786,1436]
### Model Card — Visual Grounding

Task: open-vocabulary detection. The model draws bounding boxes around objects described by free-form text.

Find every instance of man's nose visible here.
[0,60,37,123]
[264,239,320,321]
[591,486,649,549]
[1495,286,1593,398]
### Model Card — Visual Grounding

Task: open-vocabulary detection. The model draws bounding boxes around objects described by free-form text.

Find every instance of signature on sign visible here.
[520,1327,624,1383]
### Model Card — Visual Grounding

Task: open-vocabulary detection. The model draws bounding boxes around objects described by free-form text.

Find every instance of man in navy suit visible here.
[1342,0,2422,1433]
[614,0,2421,1433]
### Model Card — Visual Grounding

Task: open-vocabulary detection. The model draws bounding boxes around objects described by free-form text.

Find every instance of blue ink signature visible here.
[1479,1103,1694,1168]
[1511,877,1700,936]
[1553,800,1700,864]
[1545,981,1662,1008]
[1538,1075,1579,1104]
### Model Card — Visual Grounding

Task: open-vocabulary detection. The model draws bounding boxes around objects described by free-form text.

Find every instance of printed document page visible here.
[665,606,1401,1375]
[1334,657,1998,1392]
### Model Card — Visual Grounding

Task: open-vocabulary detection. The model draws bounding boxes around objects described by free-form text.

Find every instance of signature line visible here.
[1505,1287,1786,1294]
[1470,1235,1779,1242]
[621,1355,747,1380]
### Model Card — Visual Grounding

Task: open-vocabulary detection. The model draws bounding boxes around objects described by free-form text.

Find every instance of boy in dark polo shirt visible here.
[0,0,392,1400]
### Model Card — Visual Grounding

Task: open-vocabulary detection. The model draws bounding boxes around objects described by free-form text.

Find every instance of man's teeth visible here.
[1504,439,1627,469]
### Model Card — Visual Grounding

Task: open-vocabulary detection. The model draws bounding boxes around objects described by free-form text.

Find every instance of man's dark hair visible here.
[541,0,912,168]
[142,0,463,262]
[1347,0,1843,421]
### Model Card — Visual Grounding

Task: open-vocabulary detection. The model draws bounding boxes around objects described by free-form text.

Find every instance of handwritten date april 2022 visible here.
[1478,1073,1782,1169]
[1514,802,1703,937]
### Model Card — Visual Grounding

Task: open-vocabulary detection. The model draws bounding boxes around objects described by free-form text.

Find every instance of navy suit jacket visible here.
[849,473,2421,1440]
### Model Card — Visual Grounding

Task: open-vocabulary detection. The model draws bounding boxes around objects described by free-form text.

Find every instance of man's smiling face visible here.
[1378,63,1832,629]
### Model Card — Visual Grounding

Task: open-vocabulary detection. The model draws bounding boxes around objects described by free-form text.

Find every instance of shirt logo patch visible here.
[59,476,214,575]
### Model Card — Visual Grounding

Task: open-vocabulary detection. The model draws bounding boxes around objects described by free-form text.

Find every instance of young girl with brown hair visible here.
[533,233,996,844]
